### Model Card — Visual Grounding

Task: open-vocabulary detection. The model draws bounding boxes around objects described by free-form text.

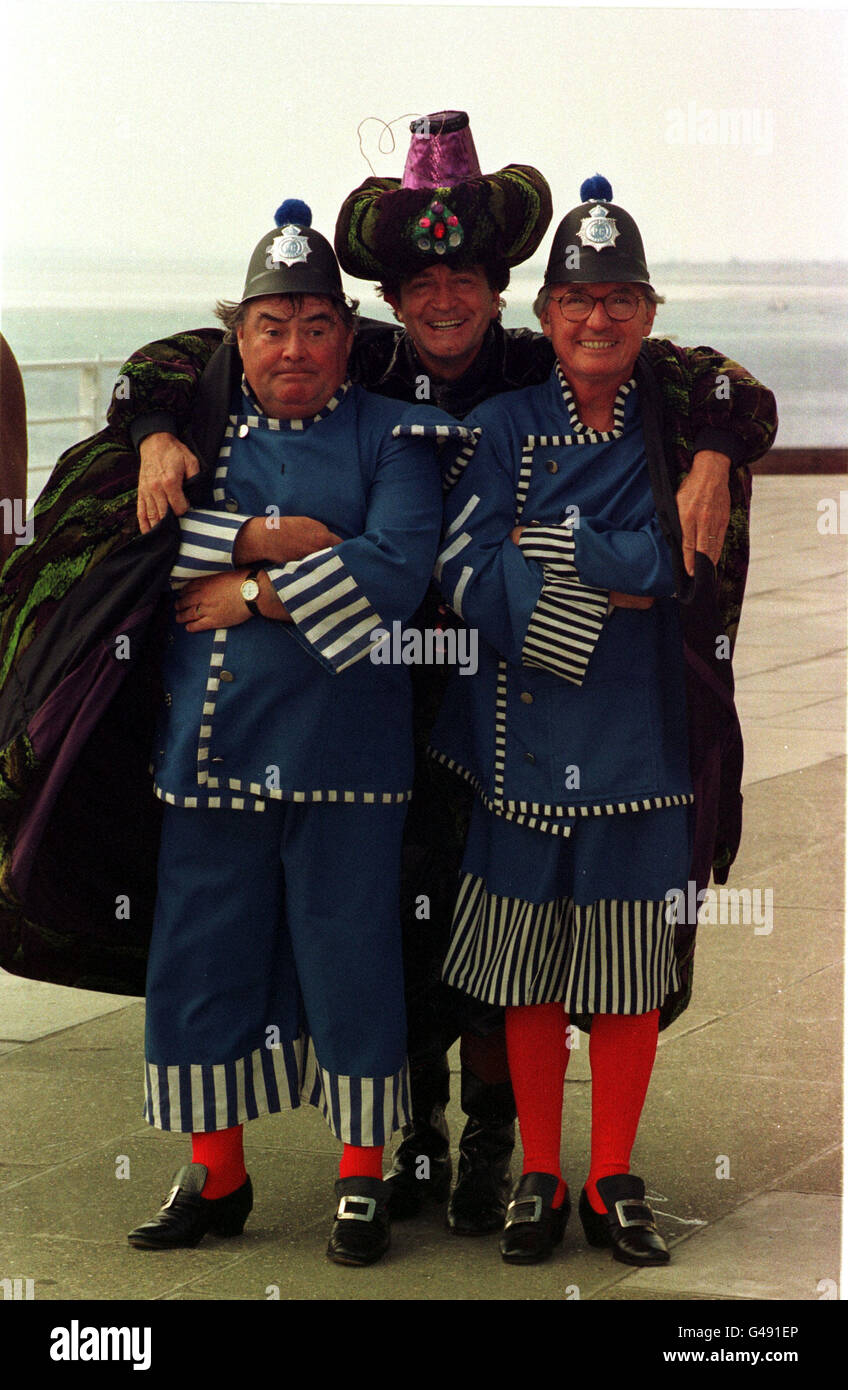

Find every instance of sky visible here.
[0,0,846,288]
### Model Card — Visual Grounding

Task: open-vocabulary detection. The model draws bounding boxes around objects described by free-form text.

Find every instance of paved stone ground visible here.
[1,477,843,1327]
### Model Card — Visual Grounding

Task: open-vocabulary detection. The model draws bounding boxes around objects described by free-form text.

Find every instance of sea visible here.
[2,257,846,502]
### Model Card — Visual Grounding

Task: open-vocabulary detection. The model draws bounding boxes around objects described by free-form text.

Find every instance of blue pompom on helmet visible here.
[242,199,345,303]
[274,198,313,228]
[579,174,614,203]
[544,176,650,287]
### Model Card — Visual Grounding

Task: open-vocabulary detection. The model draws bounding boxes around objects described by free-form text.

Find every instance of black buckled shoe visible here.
[579,1175,670,1266]
[447,1117,514,1235]
[499,1173,571,1264]
[384,1107,452,1220]
[326,1178,390,1267]
[127,1163,253,1250]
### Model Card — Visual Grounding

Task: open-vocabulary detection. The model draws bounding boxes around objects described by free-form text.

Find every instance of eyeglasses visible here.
[551,290,645,322]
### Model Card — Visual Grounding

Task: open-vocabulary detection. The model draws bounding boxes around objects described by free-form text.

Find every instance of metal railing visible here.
[18,357,127,502]
[20,356,126,437]
[14,359,848,498]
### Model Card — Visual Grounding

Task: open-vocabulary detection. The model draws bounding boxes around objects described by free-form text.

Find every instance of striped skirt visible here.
[443,799,692,1014]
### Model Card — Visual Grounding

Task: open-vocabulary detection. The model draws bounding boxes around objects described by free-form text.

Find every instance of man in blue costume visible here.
[124,206,448,1267]
[430,179,773,1266]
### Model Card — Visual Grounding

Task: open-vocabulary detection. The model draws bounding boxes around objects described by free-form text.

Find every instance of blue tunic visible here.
[153,382,445,807]
[431,367,693,830]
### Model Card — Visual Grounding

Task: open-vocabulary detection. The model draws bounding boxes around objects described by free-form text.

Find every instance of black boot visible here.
[384,1056,452,1220]
[447,1072,516,1235]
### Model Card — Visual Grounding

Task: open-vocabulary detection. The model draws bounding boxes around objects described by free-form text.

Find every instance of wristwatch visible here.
[240,568,262,617]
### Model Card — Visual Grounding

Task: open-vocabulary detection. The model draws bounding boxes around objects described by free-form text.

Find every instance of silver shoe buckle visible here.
[506,1195,543,1225]
[614,1198,656,1230]
[336,1194,377,1222]
[161,1184,181,1211]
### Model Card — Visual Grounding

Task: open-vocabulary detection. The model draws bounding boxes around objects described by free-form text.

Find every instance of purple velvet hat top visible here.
[401,110,482,190]
[335,110,552,281]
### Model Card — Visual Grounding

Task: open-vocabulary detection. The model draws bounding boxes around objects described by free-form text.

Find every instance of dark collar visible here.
[387,322,505,417]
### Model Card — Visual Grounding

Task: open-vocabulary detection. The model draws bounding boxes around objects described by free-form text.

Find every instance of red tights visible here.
[191,1127,247,1200]
[190,1127,383,1195]
[504,1003,659,1214]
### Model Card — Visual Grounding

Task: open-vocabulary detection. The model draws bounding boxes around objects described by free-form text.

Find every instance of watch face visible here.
[241,579,260,602]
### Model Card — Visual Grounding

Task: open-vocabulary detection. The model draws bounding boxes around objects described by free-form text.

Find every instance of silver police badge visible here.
[577,204,620,251]
[268,225,312,267]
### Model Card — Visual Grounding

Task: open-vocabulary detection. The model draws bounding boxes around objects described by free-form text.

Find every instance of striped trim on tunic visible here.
[442,430,483,494]
[213,424,233,504]
[444,872,680,1013]
[195,626,228,785]
[427,746,693,836]
[555,366,634,438]
[240,374,350,425]
[159,397,411,800]
[143,1033,410,1143]
[152,783,412,810]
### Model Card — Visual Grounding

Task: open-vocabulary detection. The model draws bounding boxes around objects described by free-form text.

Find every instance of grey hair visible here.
[215,293,360,344]
[532,283,665,320]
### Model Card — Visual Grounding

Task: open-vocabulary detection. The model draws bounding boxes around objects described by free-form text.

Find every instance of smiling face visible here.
[236,295,354,418]
[385,264,500,380]
[540,281,656,401]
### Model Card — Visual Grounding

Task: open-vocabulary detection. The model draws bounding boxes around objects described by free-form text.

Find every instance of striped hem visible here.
[143,1034,410,1143]
[153,783,412,809]
[521,580,608,685]
[426,747,692,835]
[444,872,680,1013]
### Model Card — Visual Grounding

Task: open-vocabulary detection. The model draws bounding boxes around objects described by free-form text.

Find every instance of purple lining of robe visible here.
[12,605,155,896]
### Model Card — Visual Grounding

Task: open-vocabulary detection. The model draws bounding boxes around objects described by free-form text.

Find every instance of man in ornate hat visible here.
[0,204,456,1268]
[90,114,775,1237]
[429,178,776,1266]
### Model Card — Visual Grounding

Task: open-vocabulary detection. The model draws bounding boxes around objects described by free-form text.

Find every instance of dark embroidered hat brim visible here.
[335,164,552,282]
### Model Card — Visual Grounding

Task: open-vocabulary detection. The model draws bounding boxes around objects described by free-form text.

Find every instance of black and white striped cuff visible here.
[268,549,385,673]
[518,523,578,577]
[171,509,249,585]
[521,580,608,685]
